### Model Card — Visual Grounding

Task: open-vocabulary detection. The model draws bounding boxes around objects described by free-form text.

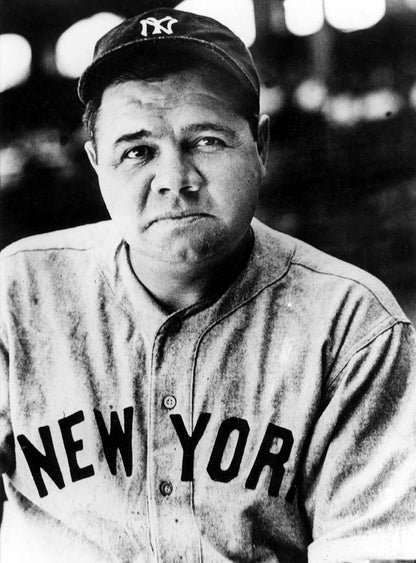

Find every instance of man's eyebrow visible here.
[112,123,238,147]
[113,130,152,147]
[182,122,238,139]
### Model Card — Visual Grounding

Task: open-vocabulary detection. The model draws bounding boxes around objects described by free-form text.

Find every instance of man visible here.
[0,7,415,563]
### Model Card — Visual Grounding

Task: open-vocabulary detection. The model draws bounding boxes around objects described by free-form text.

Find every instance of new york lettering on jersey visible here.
[17,408,294,499]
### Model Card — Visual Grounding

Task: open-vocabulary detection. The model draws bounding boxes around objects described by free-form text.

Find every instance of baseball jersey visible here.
[0,218,415,563]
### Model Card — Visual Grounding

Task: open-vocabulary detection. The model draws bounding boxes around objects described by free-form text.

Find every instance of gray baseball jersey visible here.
[0,218,415,562]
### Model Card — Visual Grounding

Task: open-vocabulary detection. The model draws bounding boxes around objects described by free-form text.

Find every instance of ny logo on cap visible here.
[140,16,179,37]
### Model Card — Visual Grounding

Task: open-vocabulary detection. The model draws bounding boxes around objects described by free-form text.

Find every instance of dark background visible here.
[1,0,416,324]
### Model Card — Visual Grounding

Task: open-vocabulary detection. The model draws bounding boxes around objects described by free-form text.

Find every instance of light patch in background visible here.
[0,34,32,93]
[0,129,75,191]
[361,89,402,121]
[55,12,124,79]
[324,0,386,32]
[323,89,403,126]
[294,78,328,112]
[260,84,284,115]
[323,94,362,126]
[283,0,324,36]
[0,147,26,189]
[175,0,256,47]
[410,82,416,109]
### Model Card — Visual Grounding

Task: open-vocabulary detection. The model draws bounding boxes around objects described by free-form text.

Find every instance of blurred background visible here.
[1,0,416,324]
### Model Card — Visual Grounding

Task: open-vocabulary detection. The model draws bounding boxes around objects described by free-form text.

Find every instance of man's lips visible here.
[145,212,212,228]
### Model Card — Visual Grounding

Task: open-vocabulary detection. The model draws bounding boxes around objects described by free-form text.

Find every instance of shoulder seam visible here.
[291,259,407,322]
[326,319,409,391]
[2,246,92,259]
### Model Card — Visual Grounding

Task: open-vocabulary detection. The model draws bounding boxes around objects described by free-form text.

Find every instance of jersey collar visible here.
[93,218,296,340]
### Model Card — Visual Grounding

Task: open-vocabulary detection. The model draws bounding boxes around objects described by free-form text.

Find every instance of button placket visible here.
[148,320,202,562]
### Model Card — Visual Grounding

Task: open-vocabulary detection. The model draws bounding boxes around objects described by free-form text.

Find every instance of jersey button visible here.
[160,481,173,496]
[162,395,177,410]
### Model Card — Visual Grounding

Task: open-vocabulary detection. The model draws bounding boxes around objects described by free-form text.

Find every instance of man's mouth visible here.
[146,212,212,228]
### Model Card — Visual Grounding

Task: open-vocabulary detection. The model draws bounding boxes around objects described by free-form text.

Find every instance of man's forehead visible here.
[98,75,242,128]
[101,82,223,108]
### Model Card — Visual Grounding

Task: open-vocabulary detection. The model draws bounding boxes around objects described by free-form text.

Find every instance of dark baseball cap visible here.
[77,7,260,109]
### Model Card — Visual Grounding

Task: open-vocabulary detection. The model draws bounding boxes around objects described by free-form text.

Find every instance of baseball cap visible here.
[77,7,260,110]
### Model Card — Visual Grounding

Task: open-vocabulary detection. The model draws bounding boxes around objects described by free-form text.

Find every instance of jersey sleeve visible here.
[0,327,13,475]
[0,251,14,476]
[306,321,416,563]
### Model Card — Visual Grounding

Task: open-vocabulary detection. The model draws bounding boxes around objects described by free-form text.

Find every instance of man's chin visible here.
[159,236,225,264]
[133,225,230,265]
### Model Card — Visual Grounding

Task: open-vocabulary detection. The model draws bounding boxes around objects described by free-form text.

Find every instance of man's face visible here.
[85,68,269,266]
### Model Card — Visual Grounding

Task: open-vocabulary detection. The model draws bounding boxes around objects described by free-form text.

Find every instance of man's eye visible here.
[194,137,226,150]
[124,146,154,161]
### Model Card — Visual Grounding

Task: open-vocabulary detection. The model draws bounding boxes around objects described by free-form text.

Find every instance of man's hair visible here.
[82,52,259,144]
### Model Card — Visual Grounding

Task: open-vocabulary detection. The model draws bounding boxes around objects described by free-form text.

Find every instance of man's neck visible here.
[128,231,254,313]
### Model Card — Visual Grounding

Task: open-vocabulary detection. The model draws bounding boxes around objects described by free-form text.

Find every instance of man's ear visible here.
[257,114,270,169]
[84,140,98,173]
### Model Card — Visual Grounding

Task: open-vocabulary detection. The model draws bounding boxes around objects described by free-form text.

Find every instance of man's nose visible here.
[150,148,203,196]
